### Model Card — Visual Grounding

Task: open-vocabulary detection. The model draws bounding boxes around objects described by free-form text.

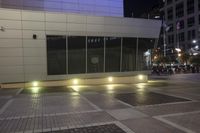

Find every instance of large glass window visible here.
[187,17,195,27]
[176,2,184,18]
[47,35,66,75]
[68,36,86,74]
[187,0,194,14]
[122,38,137,71]
[105,37,121,72]
[138,38,155,70]
[167,7,173,20]
[87,37,104,73]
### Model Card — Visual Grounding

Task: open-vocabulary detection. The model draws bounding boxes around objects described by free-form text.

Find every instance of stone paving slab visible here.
[0,88,21,96]
[0,111,116,133]
[121,117,185,133]
[0,98,9,109]
[107,108,148,120]
[0,94,96,118]
[137,101,200,116]
[21,86,74,94]
[83,93,130,110]
[163,112,200,133]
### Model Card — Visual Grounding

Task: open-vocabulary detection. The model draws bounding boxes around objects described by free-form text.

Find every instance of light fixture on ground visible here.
[192,40,197,44]
[73,79,78,85]
[30,87,40,94]
[32,81,39,87]
[108,77,113,82]
[138,75,144,80]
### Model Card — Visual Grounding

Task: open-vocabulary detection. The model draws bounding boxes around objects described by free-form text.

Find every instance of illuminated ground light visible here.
[108,77,113,82]
[138,75,144,80]
[136,83,147,93]
[107,84,114,90]
[32,81,39,87]
[30,87,40,94]
[73,79,78,85]
[70,85,81,92]
[106,85,115,94]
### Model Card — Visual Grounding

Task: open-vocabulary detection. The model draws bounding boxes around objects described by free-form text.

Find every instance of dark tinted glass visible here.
[87,37,104,73]
[105,37,121,72]
[122,38,137,71]
[68,36,86,74]
[47,35,66,75]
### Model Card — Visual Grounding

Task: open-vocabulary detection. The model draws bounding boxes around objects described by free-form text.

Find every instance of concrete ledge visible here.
[1,72,148,88]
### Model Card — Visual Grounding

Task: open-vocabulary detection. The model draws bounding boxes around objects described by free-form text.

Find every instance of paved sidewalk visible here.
[0,74,200,133]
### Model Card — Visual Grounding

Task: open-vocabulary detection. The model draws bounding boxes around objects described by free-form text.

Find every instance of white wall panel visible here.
[0,75,24,83]
[46,31,67,35]
[0,8,21,20]
[67,14,86,23]
[23,40,45,48]
[67,23,86,32]
[23,48,46,57]
[86,24,104,32]
[0,39,22,47]
[86,16,104,24]
[46,22,67,31]
[0,66,23,74]
[22,21,45,30]
[24,57,46,65]
[22,30,46,39]
[0,20,21,29]
[24,74,46,81]
[0,30,22,39]
[0,48,23,57]
[22,11,45,21]
[0,57,23,66]
[24,65,46,74]
[45,13,67,22]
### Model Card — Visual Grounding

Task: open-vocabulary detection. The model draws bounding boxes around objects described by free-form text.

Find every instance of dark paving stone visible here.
[21,86,74,94]
[122,117,185,133]
[113,92,190,106]
[45,124,126,133]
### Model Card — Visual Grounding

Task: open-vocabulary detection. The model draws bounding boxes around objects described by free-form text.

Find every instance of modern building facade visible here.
[0,0,123,17]
[162,0,200,51]
[0,0,161,83]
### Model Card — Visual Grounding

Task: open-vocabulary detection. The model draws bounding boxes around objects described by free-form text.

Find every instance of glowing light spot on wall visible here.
[32,81,39,87]
[138,75,144,80]
[108,77,113,82]
[73,79,78,85]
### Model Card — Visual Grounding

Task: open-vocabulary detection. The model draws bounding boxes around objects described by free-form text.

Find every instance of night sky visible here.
[124,0,162,17]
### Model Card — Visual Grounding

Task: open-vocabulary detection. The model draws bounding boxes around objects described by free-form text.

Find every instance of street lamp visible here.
[175,48,181,52]
[192,40,197,44]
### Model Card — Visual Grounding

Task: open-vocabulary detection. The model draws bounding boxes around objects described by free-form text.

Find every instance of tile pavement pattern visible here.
[0,74,200,133]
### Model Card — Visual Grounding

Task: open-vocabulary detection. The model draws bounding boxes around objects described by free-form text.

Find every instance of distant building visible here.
[162,0,200,51]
